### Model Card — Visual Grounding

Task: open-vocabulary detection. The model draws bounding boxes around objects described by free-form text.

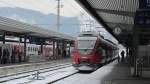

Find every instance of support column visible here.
[53,41,55,59]
[19,37,22,43]
[24,34,27,62]
[41,44,43,56]
[126,47,129,58]
[132,26,139,76]
[62,41,67,58]
[2,32,5,44]
[126,46,129,65]
[62,41,65,58]
[68,43,71,57]
[56,41,59,59]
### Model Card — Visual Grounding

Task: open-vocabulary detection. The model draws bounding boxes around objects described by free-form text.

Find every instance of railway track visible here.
[48,71,78,84]
[0,63,72,83]
[20,68,78,84]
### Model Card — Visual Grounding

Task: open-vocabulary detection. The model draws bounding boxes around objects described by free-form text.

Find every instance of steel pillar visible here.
[56,41,59,59]
[68,43,71,57]
[2,32,5,44]
[53,41,55,59]
[24,34,27,62]
[41,44,43,56]
[132,25,139,76]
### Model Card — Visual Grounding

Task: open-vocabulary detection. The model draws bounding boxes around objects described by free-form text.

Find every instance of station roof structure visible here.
[76,0,140,46]
[0,16,75,42]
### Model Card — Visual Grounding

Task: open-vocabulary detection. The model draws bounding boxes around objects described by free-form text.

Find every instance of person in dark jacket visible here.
[3,49,7,64]
[6,49,10,63]
[63,49,66,58]
[121,50,125,63]
[11,48,16,63]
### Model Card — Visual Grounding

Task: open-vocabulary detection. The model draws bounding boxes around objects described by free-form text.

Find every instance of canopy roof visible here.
[76,0,140,45]
[0,16,75,42]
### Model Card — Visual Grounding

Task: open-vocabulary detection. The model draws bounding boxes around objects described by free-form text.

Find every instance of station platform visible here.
[0,57,72,77]
[72,60,150,84]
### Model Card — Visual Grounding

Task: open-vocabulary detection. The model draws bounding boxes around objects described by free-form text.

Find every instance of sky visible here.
[0,0,85,17]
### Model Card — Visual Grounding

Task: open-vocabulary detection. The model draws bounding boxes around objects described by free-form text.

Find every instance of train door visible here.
[100,47,107,64]
[102,44,108,64]
[105,45,111,63]
[95,46,102,63]
[96,43,107,64]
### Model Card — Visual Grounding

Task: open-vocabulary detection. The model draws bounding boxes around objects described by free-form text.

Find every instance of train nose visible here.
[80,57,90,63]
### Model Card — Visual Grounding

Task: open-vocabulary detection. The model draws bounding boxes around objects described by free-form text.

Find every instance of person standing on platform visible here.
[3,49,7,64]
[11,48,16,63]
[18,50,22,63]
[121,50,125,63]
[63,49,66,58]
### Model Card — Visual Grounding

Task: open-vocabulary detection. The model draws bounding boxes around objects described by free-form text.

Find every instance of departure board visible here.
[135,10,150,25]
[139,0,150,9]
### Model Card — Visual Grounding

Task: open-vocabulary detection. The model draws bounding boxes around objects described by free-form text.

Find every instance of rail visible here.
[0,63,71,83]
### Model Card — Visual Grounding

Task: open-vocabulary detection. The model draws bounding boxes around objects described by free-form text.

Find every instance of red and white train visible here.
[73,32,119,71]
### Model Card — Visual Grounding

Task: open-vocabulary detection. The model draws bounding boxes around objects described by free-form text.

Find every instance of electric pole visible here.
[57,0,60,32]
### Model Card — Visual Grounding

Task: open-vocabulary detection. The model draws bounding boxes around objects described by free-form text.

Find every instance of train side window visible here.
[102,49,106,57]
[30,47,32,51]
[32,47,34,52]
[33,47,34,52]
[28,47,30,51]
[31,47,32,51]
[30,47,31,51]
[35,47,36,51]
[34,48,36,51]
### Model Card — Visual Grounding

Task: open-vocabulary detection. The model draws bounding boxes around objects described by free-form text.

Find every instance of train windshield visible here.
[77,37,97,49]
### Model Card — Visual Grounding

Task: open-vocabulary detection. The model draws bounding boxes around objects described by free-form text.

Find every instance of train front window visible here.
[77,40,96,49]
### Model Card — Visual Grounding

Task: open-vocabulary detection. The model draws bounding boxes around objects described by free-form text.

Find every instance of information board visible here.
[135,10,150,25]
[139,0,150,9]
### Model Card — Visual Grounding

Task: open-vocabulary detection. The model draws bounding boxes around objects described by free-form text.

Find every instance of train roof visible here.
[78,31,118,49]
[78,31,98,37]
[77,36,97,40]
[101,38,118,49]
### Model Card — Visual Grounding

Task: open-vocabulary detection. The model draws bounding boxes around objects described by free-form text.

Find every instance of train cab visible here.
[73,31,119,71]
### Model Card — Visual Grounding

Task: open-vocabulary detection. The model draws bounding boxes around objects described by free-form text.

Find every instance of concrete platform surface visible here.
[89,61,150,84]
[55,60,150,84]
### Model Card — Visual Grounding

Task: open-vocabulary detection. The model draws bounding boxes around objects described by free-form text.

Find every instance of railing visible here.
[137,56,150,76]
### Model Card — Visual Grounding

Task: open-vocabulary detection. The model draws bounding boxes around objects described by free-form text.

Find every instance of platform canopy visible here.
[0,16,75,42]
[76,0,140,46]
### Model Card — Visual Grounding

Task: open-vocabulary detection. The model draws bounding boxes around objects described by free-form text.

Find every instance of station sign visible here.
[139,0,150,9]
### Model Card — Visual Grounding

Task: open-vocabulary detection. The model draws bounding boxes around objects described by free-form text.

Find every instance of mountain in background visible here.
[0,7,80,36]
